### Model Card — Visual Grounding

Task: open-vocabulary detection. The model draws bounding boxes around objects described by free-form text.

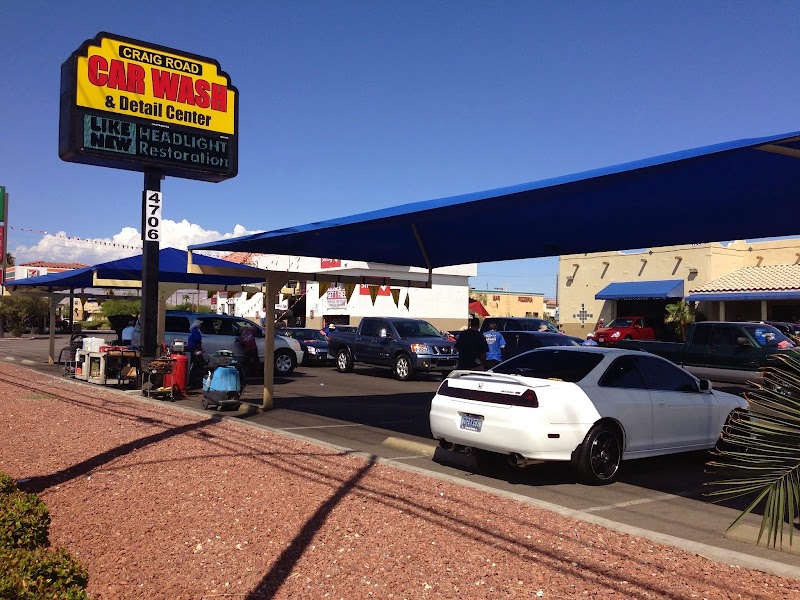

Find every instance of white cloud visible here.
[11,220,263,266]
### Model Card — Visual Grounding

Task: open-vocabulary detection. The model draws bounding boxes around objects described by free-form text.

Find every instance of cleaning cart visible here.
[201,351,246,411]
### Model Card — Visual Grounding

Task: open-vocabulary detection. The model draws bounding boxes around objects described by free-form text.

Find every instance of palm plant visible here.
[705,352,800,549]
[664,300,695,340]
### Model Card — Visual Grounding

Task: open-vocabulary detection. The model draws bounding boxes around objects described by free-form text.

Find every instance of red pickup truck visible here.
[588,316,656,345]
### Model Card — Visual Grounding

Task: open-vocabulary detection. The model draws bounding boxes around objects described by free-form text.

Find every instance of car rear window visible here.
[165,316,190,333]
[492,349,603,382]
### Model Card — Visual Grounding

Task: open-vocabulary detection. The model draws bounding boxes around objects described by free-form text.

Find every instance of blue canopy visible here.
[190,130,800,268]
[9,248,265,291]
[595,280,684,300]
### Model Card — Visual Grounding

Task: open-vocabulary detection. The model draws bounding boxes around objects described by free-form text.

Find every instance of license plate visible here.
[598,337,605,343]
[460,414,483,432]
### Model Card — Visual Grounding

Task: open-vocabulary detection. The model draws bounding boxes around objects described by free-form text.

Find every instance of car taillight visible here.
[438,380,538,408]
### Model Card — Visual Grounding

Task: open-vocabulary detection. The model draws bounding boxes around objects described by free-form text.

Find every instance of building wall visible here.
[558,238,800,336]
[227,254,477,332]
[469,289,546,319]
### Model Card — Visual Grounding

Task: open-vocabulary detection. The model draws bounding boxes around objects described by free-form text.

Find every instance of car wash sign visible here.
[59,32,238,182]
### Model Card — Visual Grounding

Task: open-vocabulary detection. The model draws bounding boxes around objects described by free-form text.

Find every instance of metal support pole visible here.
[262,275,276,410]
[141,170,162,359]
[48,296,56,364]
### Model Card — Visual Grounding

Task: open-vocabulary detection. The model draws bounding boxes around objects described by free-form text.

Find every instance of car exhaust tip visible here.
[508,452,544,468]
[438,439,456,451]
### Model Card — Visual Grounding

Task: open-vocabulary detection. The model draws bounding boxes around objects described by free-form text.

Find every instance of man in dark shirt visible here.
[455,316,489,370]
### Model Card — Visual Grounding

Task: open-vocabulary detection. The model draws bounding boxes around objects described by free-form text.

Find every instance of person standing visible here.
[121,320,136,345]
[187,319,205,383]
[455,316,489,370]
[130,318,141,348]
[237,323,260,377]
[482,322,506,369]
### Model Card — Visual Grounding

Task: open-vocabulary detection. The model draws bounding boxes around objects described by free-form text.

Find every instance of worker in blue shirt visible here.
[187,319,205,383]
[483,322,506,369]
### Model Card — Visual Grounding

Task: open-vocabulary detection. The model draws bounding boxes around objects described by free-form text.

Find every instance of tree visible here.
[664,300,695,340]
[100,299,140,318]
[5,253,14,267]
[0,294,48,335]
[705,353,800,549]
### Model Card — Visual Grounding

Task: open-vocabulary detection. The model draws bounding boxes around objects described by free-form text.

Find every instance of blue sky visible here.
[2,2,799,297]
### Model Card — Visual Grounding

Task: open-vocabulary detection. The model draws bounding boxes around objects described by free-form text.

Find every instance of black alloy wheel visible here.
[577,424,622,485]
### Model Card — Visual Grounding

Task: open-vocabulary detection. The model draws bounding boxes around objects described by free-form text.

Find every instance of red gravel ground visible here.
[0,363,797,599]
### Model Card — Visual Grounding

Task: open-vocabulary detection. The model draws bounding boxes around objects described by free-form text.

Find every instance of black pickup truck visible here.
[327,316,458,381]
[616,321,798,385]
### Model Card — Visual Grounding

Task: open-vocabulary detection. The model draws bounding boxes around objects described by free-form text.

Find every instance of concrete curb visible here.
[725,523,800,557]
[381,436,437,457]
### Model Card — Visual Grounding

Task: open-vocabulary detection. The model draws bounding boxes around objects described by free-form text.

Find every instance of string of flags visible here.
[8,226,142,251]
[319,281,411,310]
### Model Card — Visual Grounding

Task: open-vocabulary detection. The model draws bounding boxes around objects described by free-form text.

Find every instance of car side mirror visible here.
[699,379,713,392]
[737,336,753,347]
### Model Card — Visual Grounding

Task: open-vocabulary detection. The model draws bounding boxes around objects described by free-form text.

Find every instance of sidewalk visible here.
[0,361,798,599]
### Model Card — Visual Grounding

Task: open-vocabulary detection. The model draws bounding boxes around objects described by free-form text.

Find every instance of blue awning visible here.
[686,290,800,302]
[595,280,684,300]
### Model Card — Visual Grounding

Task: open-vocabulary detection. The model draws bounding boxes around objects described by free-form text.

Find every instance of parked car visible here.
[480,317,559,334]
[754,320,800,338]
[499,330,582,361]
[327,316,458,380]
[587,316,656,345]
[280,327,332,365]
[334,325,358,334]
[164,311,304,375]
[616,321,797,385]
[429,346,747,485]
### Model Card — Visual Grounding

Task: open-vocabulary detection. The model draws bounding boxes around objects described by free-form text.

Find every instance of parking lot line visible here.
[582,490,699,513]
[281,424,363,430]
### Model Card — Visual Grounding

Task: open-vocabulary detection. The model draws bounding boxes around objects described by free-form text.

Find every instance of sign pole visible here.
[0,187,8,339]
[141,169,162,359]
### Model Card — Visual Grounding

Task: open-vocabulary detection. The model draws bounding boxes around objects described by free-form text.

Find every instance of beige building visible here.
[469,289,546,319]
[558,238,800,338]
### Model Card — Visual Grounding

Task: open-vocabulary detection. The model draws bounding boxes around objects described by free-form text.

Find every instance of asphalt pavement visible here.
[3,332,799,579]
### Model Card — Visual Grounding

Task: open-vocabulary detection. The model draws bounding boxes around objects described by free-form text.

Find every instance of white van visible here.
[164,311,304,375]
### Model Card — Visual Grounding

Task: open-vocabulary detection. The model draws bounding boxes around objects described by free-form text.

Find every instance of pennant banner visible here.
[390,288,400,308]
[8,225,142,251]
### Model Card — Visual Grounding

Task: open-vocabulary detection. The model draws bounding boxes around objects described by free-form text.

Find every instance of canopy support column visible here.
[48,295,57,364]
[262,274,278,410]
[68,289,75,333]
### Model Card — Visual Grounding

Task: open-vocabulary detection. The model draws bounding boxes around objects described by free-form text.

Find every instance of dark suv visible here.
[480,317,559,334]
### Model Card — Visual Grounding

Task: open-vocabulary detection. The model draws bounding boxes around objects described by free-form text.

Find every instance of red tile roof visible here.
[689,264,800,293]
[222,252,259,266]
[18,261,89,269]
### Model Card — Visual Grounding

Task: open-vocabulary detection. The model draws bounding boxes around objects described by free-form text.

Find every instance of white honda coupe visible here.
[429,346,748,485]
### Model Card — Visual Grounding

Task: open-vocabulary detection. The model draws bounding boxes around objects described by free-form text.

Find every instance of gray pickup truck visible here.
[616,321,798,385]
[327,316,458,380]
